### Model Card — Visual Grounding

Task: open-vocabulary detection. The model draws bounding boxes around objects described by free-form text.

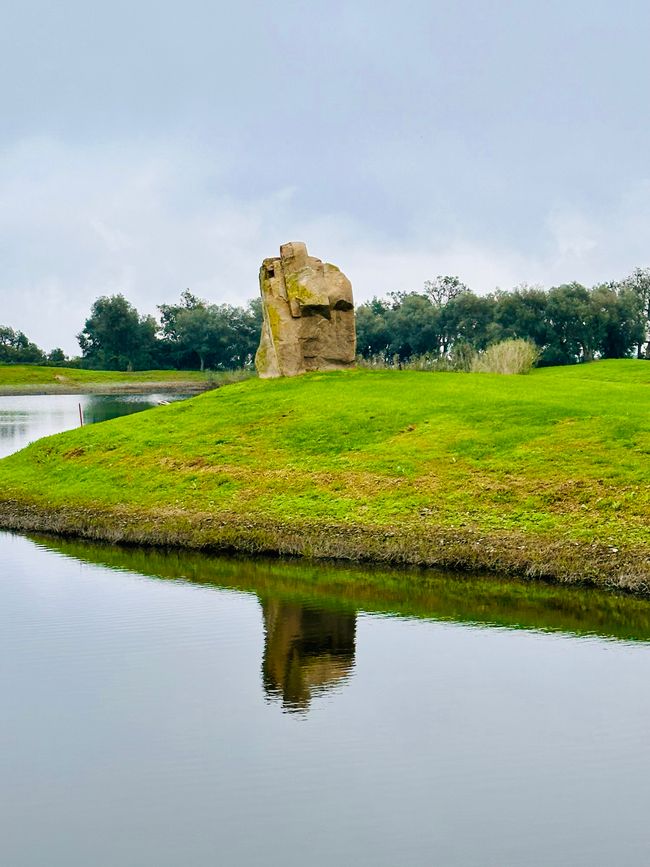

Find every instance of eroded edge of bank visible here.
[1,499,647,596]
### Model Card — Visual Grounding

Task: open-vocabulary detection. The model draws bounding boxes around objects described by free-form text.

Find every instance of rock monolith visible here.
[255,242,355,378]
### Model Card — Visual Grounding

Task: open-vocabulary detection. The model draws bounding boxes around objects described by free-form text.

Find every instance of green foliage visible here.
[77,294,158,371]
[389,292,442,358]
[355,270,650,367]
[46,347,67,365]
[158,289,203,340]
[0,325,47,364]
[441,291,496,352]
[492,286,549,347]
[157,292,262,370]
[619,267,650,356]
[354,298,392,357]
[423,274,469,306]
[590,284,645,359]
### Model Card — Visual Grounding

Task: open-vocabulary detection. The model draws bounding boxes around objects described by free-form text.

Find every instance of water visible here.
[1,396,650,866]
[0,393,186,459]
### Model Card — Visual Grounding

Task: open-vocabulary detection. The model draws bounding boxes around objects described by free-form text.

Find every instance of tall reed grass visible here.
[471,339,539,375]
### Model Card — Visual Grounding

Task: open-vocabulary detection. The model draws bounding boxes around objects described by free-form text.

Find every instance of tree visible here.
[589,284,645,359]
[47,347,67,365]
[221,299,263,367]
[0,326,45,364]
[543,283,596,365]
[158,292,262,370]
[173,306,221,371]
[386,292,442,359]
[158,290,204,341]
[423,275,469,307]
[440,292,496,354]
[493,286,550,349]
[618,267,650,357]
[355,298,392,358]
[78,294,158,370]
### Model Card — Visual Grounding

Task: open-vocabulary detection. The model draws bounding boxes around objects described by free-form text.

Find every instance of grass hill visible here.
[1,359,649,592]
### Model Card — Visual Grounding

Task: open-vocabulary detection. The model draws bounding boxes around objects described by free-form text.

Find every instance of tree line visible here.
[0,292,263,371]
[356,268,650,367]
[2,267,650,370]
[0,326,67,366]
[77,291,263,371]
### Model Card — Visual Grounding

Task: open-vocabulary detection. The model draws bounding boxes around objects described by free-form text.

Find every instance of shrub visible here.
[471,339,539,375]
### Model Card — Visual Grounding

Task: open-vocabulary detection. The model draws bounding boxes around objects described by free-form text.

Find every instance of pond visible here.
[0,393,187,459]
[1,394,649,866]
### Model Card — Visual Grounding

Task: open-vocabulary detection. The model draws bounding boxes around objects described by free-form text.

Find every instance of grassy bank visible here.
[0,364,248,394]
[1,360,649,592]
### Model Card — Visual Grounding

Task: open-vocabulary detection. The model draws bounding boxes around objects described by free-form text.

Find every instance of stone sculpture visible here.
[255,242,355,378]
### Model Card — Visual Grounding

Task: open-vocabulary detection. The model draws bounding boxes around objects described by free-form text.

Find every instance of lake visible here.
[0,393,187,459]
[1,394,650,866]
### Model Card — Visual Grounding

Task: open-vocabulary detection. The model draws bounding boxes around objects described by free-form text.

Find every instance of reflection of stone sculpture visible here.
[255,241,356,378]
[260,599,356,713]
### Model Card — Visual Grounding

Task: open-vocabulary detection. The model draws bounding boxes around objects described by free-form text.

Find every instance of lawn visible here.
[1,360,649,589]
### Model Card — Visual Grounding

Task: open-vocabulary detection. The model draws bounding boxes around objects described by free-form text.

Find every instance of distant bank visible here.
[0,360,649,594]
[0,364,250,395]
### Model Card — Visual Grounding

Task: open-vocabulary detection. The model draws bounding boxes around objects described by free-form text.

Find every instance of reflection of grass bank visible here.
[33,535,650,642]
[0,364,250,394]
[1,360,650,592]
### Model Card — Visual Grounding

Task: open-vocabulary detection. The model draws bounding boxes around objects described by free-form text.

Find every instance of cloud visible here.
[1,136,649,355]
[546,209,598,260]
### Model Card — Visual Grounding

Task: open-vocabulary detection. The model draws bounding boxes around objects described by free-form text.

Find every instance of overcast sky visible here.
[3,0,650,353]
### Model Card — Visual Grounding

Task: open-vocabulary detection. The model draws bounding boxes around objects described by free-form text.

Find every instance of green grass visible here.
[1,359,650,589]
[0,364,240,393]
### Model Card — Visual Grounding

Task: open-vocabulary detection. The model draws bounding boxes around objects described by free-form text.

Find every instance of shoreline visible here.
[0,381,214,396]
[0,363,252,395]
[1,499,648,596]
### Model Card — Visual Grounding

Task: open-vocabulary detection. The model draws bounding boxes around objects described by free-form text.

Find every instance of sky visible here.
[3,0,650,354]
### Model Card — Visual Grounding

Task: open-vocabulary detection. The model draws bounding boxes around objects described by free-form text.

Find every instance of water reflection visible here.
[261,599,356,712]
[0,419,29,449]
[28,534,650,644]
[4,533,650,867]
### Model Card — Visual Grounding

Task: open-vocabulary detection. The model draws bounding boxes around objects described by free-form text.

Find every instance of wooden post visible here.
[78,403,84,427]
